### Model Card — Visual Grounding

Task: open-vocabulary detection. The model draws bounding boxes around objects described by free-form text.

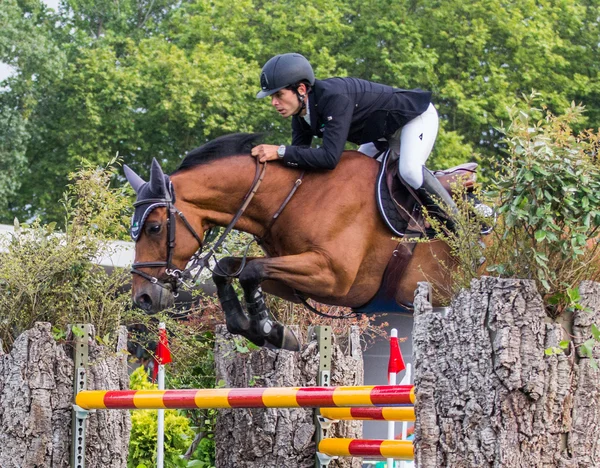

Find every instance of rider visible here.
[251,52,459,229]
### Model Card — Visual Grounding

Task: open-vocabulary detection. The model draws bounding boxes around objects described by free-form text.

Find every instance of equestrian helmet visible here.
[256,53,315,99]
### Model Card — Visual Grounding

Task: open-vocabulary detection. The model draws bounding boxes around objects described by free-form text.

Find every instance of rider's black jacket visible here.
[282,77,432,170]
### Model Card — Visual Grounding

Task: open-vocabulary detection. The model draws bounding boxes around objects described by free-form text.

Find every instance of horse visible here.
[124,133,456,351]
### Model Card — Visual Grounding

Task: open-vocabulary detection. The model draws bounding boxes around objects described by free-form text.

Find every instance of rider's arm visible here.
[282,94,353,170]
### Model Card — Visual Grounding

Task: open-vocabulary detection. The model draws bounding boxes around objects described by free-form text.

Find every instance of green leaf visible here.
[559,340,570,349]
[591,324,600,341]
[71,325,85,338]
[567,288,581,303]
[581,338,596,358]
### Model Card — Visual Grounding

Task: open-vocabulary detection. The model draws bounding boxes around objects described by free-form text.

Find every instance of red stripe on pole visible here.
[296,387,335,407]
[350,407,385,419]
[162,390,200,409]
[228,388,266,407]
[348,439,383,457]
[103,390,137,409]
[370,385,413,405]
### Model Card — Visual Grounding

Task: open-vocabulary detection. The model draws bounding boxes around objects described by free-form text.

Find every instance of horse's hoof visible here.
[279,328,300,351]
[243,333,266,347]
[263,323,300,352]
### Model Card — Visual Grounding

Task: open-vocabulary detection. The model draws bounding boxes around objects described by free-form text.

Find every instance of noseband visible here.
[131,159,305,296]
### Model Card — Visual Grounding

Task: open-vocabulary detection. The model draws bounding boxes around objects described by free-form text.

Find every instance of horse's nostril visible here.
[135,293,153,311]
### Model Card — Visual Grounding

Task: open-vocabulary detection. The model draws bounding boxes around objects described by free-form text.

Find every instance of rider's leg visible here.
[392,103,459,228]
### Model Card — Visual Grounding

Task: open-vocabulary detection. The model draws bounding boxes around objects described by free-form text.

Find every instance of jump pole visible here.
[75,385,415,410]
[318,439,413,460]
[319,406,415,422]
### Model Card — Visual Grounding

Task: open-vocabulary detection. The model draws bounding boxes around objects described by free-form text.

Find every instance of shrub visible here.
[0,159,131,347]
[440,94,600,315]
[128,367,199,468]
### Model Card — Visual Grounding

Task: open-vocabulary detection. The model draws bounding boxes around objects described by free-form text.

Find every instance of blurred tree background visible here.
[1,0,599,223]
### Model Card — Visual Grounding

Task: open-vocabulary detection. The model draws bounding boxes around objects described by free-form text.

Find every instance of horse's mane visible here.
[174,133,261,173]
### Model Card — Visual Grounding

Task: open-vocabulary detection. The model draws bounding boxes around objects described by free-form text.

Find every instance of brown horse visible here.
[124,133,455,350]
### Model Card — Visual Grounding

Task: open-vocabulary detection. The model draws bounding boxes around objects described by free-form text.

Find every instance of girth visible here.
[351,242,415,315]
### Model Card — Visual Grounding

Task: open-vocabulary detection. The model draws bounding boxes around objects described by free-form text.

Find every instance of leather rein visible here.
[130,159,305,295]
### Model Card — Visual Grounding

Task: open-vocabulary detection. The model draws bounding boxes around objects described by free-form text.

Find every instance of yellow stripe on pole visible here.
[381,407,415,421]
[133,390,166,409]
[319,408,352,420]
[75,390,107,409]
[332,386,374,407]
[380,440,413,459]
[261,387,300,408]
[195,389,232,408]
[409,386,416,404]
[318,438,352,457]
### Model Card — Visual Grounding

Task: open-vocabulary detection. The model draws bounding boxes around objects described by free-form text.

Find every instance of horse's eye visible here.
[147,224,161,235]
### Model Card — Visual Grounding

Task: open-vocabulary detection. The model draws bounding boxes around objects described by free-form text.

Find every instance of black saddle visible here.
[375,150,479,237]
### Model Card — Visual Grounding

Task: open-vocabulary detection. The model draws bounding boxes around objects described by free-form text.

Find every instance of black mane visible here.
[174,133,261,173]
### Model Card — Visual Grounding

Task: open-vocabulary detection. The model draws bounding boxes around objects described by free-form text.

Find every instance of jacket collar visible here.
[307,86,319,134]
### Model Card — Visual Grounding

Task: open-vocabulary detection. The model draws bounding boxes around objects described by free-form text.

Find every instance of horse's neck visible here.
[171,157,294,236]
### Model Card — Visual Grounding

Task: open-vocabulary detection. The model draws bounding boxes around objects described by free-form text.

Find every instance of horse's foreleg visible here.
[239,262,301,351]
[212,257,265,347]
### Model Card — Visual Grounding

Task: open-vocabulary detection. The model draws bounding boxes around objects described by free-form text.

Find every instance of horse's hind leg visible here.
[239,262,300,351]
[212,257,265,347]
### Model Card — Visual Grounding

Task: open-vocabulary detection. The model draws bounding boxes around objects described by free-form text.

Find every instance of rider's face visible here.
[270,85,307,118]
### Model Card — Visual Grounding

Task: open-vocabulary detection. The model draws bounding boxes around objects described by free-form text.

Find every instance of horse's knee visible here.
[239,262,264,291]
[214,256,242,278]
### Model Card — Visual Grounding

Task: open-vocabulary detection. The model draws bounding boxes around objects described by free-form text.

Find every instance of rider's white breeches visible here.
[358,103,439,189]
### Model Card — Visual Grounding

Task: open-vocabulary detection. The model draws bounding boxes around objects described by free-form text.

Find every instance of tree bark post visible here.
[0,322,130,468]
[413,277,600,468]
[214,325,364,468]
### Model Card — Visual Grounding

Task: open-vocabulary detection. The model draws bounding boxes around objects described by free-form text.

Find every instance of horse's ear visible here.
[124,165,146,194]
[149,158,168,196]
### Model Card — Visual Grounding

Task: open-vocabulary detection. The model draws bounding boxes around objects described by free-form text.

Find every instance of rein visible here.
[131,158,305,294]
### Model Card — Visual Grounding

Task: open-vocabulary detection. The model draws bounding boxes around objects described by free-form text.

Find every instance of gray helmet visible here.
[256,53,315,99]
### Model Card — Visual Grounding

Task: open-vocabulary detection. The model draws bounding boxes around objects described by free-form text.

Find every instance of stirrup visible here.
[418,168,459,231]
[466,193,496,235]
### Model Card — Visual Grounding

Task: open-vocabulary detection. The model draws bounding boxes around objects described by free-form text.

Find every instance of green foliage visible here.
[129,365,157,391]
[3,0,600,222]
[439,95,600,314]
[128,373,195,468]
[0,106,29,211]
[128,366,215,468]
[486,95,600,304]
[0,160,131,347]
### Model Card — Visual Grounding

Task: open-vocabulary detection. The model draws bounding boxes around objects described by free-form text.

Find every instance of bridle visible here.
[130,159,304,295]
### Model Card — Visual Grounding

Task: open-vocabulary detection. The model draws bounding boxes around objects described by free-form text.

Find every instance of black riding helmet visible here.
[256,53,315,99]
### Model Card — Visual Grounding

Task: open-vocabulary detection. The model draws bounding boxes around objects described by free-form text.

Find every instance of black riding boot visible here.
[416,167,460,231]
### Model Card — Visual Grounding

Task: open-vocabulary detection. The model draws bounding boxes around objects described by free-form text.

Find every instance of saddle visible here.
[375,150,478,238]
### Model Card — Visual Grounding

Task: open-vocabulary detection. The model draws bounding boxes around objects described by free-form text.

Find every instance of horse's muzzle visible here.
[133,283,175,314]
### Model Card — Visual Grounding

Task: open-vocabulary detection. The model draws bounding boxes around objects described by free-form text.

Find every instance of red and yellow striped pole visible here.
[318,439,413,460]
[75,385,415,410]
[319,406,415,422]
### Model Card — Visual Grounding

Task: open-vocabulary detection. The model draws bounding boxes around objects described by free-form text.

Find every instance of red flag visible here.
[152,326,172,382]
[388,334,405,376]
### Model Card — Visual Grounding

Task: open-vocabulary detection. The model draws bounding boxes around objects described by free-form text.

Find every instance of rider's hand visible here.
[251,144,280,163]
